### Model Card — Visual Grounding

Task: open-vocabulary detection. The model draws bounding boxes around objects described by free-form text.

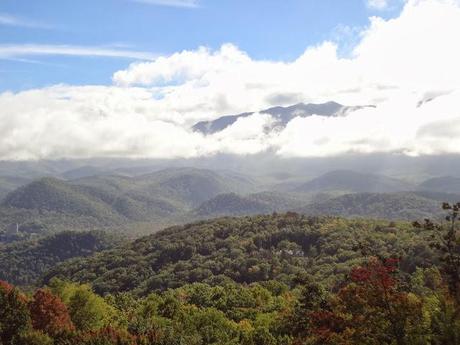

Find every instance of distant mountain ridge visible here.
[0,167,259,235]
[296,170,413,194]
[417,176,460,194]
[192,191,304,217]
[192,101,375,134]
[2,166,460,238]
[297,191,450,220]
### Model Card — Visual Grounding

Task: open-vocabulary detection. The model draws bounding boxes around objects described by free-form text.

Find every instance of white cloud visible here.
[367,0,391,10]
[0,13,49,28]
[0,44,156,61]
[132,0,199,8]
[1,0,460,160]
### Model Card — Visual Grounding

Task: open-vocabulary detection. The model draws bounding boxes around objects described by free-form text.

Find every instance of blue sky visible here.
[0,0,403,92]
[0,0,459,160]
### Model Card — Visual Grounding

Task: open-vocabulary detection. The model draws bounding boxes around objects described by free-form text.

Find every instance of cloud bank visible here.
[1,0,460,160]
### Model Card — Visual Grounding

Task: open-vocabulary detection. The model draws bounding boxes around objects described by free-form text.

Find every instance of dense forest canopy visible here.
[43,213,435,295]
[1,203,460,344]
[0,231,120,287]
[0,168,460,344]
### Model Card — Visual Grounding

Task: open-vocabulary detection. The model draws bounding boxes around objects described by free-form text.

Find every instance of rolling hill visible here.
[0,175,30,201]
[297,191,445,220]
[193,193,272,217]
[0,230,119,286]
[0,167,259,236]
[134,167,257,207]
[2,177,116,218]
[42,213,435,295]
[193,191,306,217]
[296,170,413,194]
[417,176,460,194]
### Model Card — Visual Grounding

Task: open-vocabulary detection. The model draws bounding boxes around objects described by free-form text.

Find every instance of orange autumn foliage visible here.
[28,288,74,336]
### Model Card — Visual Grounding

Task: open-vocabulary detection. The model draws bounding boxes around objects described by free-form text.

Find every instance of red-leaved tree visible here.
[28,288,74,336]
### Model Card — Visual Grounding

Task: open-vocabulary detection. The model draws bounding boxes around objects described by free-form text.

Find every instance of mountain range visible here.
[1,166,459,243]
[192,101,375,134]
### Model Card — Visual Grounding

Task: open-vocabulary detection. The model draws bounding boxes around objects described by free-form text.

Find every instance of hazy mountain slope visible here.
[70,175,182,219]
[42,213,433,295]
[417,176,460,194]
[0,167,260,235]
[296,170,413,194]
[135,167,257,207]
[298,192,443,220]
[61,165,110,180]
[192,101,374,134]
[0,175,30,201]
[0,230,119,286]
[0,176,182,236]
[193,193,272,217]
[2,177,116,218]
[193,191,306,217]
[246,191,308,210]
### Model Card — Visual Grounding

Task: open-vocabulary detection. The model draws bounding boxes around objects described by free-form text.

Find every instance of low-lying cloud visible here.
[1,0,459,160]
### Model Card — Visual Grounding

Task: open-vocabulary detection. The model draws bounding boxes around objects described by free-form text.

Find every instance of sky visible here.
[0,0,460,160]
[0,0,404,91]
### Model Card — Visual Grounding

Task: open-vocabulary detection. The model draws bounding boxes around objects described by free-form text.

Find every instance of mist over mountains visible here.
[0,158,459,243]
[192,101,375,135]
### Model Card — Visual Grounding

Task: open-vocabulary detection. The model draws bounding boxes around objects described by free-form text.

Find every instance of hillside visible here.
[298,192,444,220]
[2,177,116,218]
[0,168,258,236]
[418,176,460,194]
[74,167,257,208]
[0,175,30,201]
[193,191,306,217]
[42,213,435,295]
[296,170,412,193]
[193,193,271,217]
[0,230,119,286]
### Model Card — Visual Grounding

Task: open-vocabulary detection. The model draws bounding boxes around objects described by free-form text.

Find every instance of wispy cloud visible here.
[132,0,199,8]
[0,44,156,61]
[0,13,50,28]
[366,0,390,10]
[1,0,460,160]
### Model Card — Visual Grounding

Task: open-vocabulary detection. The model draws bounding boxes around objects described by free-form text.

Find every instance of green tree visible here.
[49,279,115,332]
[0,281,31,345]
[11,330,53,345]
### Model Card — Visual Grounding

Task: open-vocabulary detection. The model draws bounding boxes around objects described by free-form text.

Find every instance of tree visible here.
[28,289,74,336]
[287,275,329,339]
[0,281,30,345]
[49,279,115,332]
[414,202,460,302]
[11,330,53,345]
[77,327,135,345]
[336,257,425,345]
[68,286,115,332]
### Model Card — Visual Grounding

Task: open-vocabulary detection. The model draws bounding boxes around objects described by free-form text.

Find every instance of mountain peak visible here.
[192,101,372,135]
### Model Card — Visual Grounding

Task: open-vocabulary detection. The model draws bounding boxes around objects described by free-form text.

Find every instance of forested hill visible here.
[297,192,445,220]
[0,167,259,236]
[0,231,120,286]
[43,213,435,295]
[295,170,413,193]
